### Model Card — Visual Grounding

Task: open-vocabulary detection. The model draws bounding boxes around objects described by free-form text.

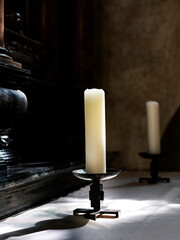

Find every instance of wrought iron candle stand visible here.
[139,152,170,184]
[72,168,120,221]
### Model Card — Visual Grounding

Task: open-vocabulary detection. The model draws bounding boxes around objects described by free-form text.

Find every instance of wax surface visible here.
[84,89,106,173]
[146,101,161,154]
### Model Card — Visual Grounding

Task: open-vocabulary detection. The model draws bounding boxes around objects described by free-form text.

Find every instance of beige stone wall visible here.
[93,0,180,170]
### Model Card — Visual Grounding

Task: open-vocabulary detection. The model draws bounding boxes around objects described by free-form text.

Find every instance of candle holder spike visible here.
[138,152,170,184]
[72,168,120,220]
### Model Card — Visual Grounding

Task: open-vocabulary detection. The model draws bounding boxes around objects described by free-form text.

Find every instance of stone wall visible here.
[93,0,180,170]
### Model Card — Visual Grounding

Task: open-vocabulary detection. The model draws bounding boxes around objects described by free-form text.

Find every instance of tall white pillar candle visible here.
[146,101,161,154]
[84,88,106,173]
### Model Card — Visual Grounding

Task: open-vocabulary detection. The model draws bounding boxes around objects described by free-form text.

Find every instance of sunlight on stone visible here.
[11,230,70,240]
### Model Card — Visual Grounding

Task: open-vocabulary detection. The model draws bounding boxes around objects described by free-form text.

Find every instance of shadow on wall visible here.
[159,106,180,171]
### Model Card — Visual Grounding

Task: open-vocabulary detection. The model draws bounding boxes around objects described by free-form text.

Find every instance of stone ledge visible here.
[0,164,86,220]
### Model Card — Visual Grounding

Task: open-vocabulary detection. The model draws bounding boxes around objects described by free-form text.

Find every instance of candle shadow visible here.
[0,215,89,240]
[159,106,180,171]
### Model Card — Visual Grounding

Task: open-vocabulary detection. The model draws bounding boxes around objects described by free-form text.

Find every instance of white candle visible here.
[146,101,161,154]
[84,88,106,173]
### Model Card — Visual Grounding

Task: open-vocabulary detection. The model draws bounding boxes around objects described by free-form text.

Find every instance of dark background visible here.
[3,0,180,171]
[2,0,96,167]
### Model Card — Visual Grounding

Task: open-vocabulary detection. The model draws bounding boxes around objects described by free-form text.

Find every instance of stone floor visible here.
[0,171,179,240]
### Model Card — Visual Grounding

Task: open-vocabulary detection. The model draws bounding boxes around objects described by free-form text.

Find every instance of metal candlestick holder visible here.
[139,152,170,184]
[72,168,120,220]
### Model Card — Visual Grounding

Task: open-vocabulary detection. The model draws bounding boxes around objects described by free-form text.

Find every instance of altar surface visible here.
[0,171,180,240]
